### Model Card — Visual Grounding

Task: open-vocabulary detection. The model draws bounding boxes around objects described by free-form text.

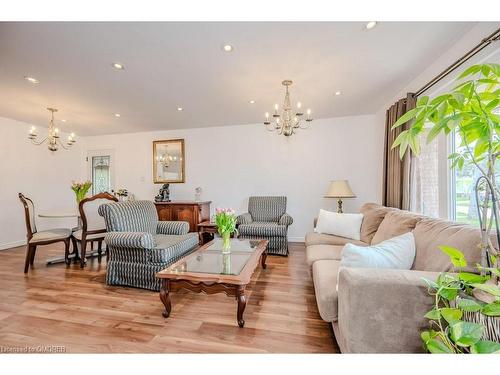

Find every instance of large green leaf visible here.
[439,246,467,268]
[438,287,458,301]
[391,108,420,129]
[449,321,484,347]
[426,338,454,353]
[457,298,483,312]
[458,65,482,79]
[481,301,500,317]
[425,309,441,320]
[440,308,462,324]
[458,272,490,284]
[471,340,500,354]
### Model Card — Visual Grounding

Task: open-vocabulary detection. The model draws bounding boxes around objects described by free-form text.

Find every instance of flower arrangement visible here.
[215,207,237,253]
[71,181,92,205]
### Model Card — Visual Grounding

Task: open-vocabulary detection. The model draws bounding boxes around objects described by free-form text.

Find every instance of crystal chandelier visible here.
[264,80,313,137]
[28,108,76,151]
[155,146,182,168]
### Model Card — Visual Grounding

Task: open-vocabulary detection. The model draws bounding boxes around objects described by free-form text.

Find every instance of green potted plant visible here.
[391,63,500,350]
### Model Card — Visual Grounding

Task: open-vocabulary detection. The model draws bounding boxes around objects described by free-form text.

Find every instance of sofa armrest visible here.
[279,213,293,226]
[157,221,189,235]
[104,232,155,249]
[236,213,253,225]
[337,267,439,353]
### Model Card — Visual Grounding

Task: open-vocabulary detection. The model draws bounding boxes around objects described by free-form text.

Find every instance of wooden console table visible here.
[154,201,211,232]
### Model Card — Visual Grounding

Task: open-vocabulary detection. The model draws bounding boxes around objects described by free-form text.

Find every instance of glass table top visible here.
[168,238,263,276]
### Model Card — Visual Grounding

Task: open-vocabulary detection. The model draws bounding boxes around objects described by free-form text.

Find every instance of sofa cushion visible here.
[238,222,287,237]
[305,232,367,247]
[340,232,416,270]
[315,210,364,241]
[360,203,394,244]
[151,233,199,263]
[412,218,486,272]
[312,259,341,322]
[371,210,423,245]
[306,244,345,266]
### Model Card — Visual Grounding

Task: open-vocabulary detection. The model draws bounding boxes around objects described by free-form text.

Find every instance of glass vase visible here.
[221,231,231,254]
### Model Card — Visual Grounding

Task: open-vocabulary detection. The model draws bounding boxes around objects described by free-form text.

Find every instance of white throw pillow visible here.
[314,209,363,241]
[340,232,416,270]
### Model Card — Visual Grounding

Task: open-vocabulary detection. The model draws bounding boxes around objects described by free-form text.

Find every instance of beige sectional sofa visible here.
[306,203,485,353]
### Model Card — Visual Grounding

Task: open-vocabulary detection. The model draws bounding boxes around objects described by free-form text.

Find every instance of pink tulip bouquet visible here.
[215,207,237,253]
[71,180,92,205]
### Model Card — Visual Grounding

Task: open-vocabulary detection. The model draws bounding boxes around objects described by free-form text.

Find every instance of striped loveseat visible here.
[98,200,198,291]
[236,196,293,256]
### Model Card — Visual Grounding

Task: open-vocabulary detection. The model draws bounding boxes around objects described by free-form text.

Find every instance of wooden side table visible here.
[197,221,218,245]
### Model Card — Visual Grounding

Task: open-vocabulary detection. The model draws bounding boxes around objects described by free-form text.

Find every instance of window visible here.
[87,150,115,195]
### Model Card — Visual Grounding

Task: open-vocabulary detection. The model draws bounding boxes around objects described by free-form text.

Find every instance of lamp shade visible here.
[325,180,356,198]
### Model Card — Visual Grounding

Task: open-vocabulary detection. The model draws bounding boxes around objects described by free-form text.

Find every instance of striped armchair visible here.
[98,200,198,291]
[236,196,293,256]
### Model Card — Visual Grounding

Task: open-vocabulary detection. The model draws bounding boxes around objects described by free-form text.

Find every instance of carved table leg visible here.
[160,279,172,318]
[236,286,247,328]
[261,251,267,269]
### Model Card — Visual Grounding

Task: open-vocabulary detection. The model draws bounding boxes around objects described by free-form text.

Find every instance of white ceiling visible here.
[0,22,476,136]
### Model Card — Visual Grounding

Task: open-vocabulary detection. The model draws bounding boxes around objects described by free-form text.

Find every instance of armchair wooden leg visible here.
[80,239,87,268]
[29,245,37,265]
[71,236,79,263]
[64,239,71,265]
[24,244,33,273]
[97,240,103,263]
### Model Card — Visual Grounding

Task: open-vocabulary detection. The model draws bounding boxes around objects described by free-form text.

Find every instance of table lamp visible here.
[325,180,356,213]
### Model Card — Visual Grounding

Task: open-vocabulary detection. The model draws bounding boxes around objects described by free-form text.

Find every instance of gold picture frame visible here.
[153,139,185,184]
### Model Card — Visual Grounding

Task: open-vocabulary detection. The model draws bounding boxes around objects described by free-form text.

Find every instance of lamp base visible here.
[337,198,343,214]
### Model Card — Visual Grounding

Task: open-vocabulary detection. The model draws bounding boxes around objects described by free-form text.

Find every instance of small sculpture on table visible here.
[155,183,171,202]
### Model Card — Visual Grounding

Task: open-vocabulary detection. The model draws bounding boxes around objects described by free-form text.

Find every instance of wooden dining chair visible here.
[73,192,118,268]
[18,193,72,273]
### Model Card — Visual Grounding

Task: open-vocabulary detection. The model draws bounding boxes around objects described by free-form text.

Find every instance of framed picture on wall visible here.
[153,139,185,183]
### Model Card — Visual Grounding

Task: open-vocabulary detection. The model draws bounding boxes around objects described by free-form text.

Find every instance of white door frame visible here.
[87,149,116,194]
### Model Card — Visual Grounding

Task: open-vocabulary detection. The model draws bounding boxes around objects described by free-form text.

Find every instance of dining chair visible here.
[18,193,72,273]
[73,192,118,268]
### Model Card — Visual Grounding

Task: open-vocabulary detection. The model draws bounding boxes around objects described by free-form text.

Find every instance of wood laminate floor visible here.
[0,242,339,353]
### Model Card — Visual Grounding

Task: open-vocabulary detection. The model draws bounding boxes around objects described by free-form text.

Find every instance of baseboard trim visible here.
[0,240,26,251]
[288,236,305,243]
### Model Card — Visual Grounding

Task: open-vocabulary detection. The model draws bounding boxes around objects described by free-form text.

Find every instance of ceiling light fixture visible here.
[263,80,313,137]
[28,108,76,152]
[335,91,342,96]
[249,100,255,104]
[177,107,183,111]
[61,119,67,122]
[222,44,234,52]
[114,113,121,117]
[365,21,377,30]
[24,76,39,84]
[112,62,124,70]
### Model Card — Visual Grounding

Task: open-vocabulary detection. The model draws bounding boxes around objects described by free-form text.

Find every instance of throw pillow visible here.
[314,209,364,241]
[340,232,416,270]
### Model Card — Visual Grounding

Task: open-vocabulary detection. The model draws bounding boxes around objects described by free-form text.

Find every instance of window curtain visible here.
[382,93,417,210]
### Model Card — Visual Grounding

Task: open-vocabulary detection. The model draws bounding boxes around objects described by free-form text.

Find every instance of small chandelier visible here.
[264,80,313,137]
[155,146,182,168]
[28,108,76,151]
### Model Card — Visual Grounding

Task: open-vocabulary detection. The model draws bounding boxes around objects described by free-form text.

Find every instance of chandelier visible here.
[264,80,313,137]
[28,108,76,151]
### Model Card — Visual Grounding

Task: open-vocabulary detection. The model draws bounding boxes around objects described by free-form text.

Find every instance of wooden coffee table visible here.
[156,238,268,327]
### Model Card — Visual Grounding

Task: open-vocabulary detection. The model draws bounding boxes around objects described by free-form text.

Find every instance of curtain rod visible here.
[414,27,500,97]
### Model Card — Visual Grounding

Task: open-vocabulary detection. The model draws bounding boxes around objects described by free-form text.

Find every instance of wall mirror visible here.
[153,139,185,183]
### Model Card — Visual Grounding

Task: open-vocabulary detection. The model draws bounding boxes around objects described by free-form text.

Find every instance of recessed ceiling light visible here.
[24,76,39,84]
[222,44,234,52]
[112,62,124,70]
[61,119,67,122]
[335,91,342,96]
[177,107,183,111]
[249,100,255,104]
[365,21,377,30]
[114,113,121,117]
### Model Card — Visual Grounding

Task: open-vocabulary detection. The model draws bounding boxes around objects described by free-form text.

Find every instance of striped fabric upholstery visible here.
[98,200,198,291]
[157,221,189,235]
[248,196,286,222]
[98,200,158,234]
[238,222,287,237]
[237,196,293,256]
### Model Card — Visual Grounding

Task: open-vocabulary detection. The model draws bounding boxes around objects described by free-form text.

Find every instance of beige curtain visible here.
[382,93,416,210]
